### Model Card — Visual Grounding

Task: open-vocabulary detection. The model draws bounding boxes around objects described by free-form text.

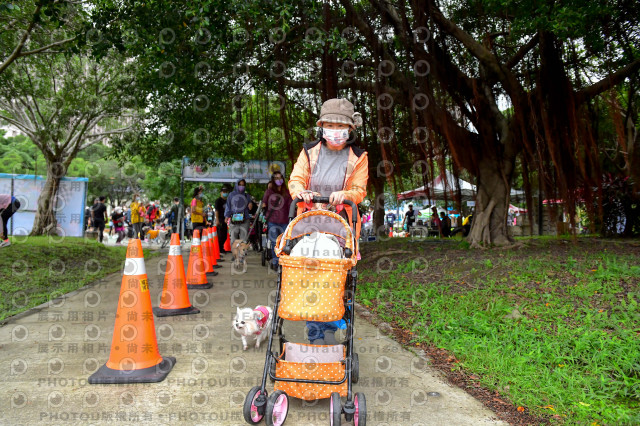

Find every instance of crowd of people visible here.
[82,180,289,254]
[360,203,473,239]
[85,195,191,246]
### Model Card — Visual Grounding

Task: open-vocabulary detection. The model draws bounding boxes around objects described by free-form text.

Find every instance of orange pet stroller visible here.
[243,197,366,426]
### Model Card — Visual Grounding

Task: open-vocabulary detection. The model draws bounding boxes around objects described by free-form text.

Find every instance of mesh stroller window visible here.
[289,214,351,242]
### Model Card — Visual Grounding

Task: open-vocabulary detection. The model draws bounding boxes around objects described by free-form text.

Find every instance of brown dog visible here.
[231,240,251,268]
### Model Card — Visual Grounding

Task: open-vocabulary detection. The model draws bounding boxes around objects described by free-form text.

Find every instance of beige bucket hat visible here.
[316,98,363,128]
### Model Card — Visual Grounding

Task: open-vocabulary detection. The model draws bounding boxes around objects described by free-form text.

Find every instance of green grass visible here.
[0,236,158,321]
[358,238,640,424]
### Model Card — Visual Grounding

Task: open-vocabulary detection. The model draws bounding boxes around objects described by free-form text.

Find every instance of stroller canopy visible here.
[276,209,357,262]
[291,213,351,240]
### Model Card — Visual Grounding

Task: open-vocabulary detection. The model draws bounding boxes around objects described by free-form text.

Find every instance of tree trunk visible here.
[321,1,338,100]
[30,158,68,236]
[467,155,514,247]
[371,176,387,238]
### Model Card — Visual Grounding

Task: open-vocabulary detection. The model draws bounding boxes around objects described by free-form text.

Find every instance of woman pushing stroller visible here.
[288,98,368,345]
[243,98,369,426]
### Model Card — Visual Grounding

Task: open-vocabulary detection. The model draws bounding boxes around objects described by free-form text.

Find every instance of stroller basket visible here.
[277,256,350,321]
[274,342,347,400]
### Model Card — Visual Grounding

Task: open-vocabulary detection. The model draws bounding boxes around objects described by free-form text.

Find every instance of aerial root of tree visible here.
[468,198,515,249]
[469,199,496,249]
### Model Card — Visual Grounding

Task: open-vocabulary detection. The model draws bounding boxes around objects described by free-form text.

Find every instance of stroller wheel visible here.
[354,392,366,426]
[352,353,359,384]
[243,386,266,424]
[265,390,289,426]
[330,392,341,426]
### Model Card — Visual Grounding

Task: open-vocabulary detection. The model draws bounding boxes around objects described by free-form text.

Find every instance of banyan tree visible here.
[88,0,640,245]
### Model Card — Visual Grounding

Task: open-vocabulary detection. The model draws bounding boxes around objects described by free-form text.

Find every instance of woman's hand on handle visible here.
[329,191,345,206]
[299,190,315,204]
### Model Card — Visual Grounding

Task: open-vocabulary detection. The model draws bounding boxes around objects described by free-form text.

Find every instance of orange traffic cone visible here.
[207,227,215,265]
[224,230,231,252]
[186,229,212,289]
[153,233,200,317]
[89,239,175,384]
[209,227,222,268]
[212,226,223,264]
[389,227,393,238]
[202,228,217,276]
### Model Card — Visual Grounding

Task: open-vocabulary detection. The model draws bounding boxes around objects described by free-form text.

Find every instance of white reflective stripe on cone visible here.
[124,257,146,276]
[193,238,201,246]
[168,245,181,256]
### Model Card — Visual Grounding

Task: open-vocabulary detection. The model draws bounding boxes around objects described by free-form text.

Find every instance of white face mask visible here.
[323,127,349,147]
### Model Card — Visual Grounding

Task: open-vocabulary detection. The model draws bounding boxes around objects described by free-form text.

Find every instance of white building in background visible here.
[0,123,22,138]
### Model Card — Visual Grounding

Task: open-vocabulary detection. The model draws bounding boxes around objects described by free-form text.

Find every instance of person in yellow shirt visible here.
[451,213,473,237]
[190,186,206,235]
[130,193,144,239]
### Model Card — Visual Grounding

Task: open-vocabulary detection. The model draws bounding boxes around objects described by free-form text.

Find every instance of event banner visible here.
[0,173,88,237]
[182,159,286,184]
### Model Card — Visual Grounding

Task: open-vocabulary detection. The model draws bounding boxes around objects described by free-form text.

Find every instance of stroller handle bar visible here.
[290,196,358,224]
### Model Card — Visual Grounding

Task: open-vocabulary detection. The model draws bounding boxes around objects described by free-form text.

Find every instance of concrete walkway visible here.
[0,246,506,425]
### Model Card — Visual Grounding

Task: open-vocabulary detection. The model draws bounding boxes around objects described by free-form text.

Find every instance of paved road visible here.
[0,245,506,425]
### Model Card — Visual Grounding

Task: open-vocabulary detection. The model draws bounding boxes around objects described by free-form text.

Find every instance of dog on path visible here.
[233,306,273,350]
[231,240,251,268]
[142,226,168,245]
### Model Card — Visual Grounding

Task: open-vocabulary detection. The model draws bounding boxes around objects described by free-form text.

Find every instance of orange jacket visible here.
[289,140,368,239]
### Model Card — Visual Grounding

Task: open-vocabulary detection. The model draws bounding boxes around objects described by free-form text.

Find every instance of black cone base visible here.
[213,264,222,268]
[88,356,176,384]
[153,305,200,317]
[187,282,213,289]
[206,270,218,276]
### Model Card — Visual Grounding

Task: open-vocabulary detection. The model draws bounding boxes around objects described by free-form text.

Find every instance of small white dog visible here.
[290,231,344,259]
[392,231,409,238]
[233,306,273,350]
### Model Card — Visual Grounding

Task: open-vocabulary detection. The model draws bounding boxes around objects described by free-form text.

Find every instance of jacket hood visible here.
[225,180,251,215]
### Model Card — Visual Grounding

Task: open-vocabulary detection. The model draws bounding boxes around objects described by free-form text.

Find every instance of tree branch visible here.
[0,113,37,140]
[253,65,398,97]
[577,58,640,102]
[21,62,47,126]
[0,1,43,75]
[60,112,88,152]
[63,113,105,155]
[506,33,539,69]
[84,126,132,139]
[79,126,132,150]
[8,98,39,136]
[427,0,524,99]
[17,37,76,58]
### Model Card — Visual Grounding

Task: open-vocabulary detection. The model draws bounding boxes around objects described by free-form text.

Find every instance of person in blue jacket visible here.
[224,179,252,246]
